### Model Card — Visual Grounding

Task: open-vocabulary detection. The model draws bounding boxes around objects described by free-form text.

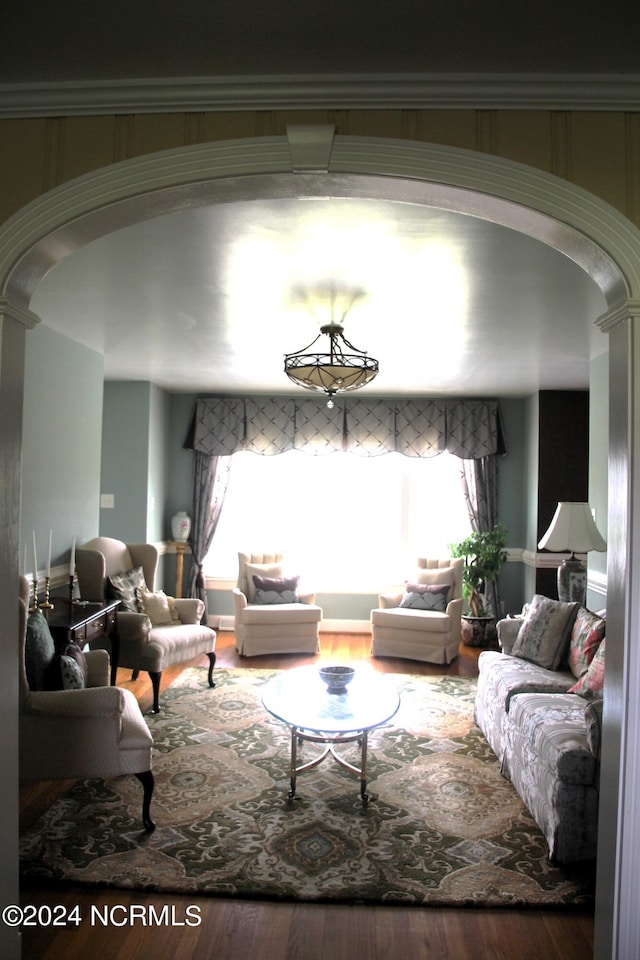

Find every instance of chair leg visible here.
[132,669,140,680]
[207,651,216,688]
[149,671,162,713]
[135,770,155,832]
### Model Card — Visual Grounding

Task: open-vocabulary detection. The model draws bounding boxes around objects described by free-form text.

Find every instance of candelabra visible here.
[69,574,77,608]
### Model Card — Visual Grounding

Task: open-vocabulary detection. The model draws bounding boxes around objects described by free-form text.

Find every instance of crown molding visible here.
[1,73,640,118]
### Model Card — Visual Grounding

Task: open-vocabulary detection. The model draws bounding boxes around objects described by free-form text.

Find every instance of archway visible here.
[2,133,639,959]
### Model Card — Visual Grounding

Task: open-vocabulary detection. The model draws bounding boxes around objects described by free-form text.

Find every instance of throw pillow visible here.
[45,641,89,691]
[399,582,450,611]
[252,574,300,605]
[567,606,606,679]
[416,566,455,589]
[48,654,86,690]
[62,641,89,685]
[244,562,283,601]
[166,596,182,622]
[24,610,56,691]
[511,594,579,670]
[107,566,146,611]
[568,638,606,699]
[136,588,175,626]
[584,697,604,759]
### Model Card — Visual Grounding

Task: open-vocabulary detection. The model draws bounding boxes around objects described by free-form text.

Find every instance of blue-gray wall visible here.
[21,324,103,574]
[100,381,171,543]
[147,383,171,542]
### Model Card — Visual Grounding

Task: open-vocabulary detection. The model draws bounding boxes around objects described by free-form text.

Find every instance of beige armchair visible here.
[370,557,464,665]
[76,537,216,713]
[233,551,322,657]
[19,576,155,831]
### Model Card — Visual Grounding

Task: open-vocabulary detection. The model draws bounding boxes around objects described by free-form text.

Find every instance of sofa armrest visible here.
[378,592,403,609]
[171,597,205,624]
[496,616,523,655]
[85,649,110,687]
[298,590,317,604]
[233,587,248,615]
[117,610,151,643]
[25,685,126,719]
[445,596,463,622]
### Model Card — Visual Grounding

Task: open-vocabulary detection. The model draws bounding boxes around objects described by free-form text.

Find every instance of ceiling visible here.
[30,194,608,396]
[5,2,640,82]
[12,2,634,397]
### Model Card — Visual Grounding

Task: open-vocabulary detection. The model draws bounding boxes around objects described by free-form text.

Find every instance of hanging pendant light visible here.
[284,322,379,408]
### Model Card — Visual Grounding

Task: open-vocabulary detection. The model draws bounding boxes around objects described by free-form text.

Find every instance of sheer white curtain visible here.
[205,450,471,591]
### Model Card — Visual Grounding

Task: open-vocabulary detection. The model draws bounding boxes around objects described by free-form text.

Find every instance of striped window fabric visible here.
[186,396,506,460]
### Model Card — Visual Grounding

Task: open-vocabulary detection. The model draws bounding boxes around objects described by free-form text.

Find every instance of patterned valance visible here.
[185,396,506,459]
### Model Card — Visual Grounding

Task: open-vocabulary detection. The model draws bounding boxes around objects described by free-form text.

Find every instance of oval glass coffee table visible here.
[261,666,400,804]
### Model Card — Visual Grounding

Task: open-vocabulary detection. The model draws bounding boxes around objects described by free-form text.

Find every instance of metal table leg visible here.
[288,725,298,799]
[360,731,369,804]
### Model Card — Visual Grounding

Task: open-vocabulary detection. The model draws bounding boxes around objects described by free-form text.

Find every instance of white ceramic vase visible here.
[171,511,191,542]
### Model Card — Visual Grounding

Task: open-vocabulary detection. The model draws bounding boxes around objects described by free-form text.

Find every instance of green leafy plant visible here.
[449,524,508,617]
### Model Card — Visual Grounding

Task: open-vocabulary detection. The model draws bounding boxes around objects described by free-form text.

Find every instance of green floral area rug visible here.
[20,667,595,908]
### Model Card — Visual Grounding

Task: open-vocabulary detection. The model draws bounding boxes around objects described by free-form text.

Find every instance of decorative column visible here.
[173,541,188,598]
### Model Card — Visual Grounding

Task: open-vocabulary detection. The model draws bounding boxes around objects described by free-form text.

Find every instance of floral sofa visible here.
[474,594,605,862]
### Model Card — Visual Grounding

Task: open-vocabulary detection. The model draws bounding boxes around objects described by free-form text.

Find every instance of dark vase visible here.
[461,615,495,647]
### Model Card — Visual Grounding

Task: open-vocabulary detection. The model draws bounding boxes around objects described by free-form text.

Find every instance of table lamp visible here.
[538,501,606,604]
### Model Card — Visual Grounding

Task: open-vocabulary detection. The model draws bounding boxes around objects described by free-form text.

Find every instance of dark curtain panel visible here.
[188,452,231,616]
[460,455,502,617]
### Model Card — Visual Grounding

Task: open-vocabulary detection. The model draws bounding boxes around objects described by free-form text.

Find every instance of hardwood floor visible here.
[19,633,594,960]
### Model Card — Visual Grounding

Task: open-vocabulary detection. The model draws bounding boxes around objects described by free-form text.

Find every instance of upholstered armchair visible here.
[19,576,155,831]
[75,537,216,712]
[370,557,464,665]
[233,551,322,657]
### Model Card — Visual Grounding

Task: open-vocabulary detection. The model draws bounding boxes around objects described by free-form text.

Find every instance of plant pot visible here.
[461,615,495,648]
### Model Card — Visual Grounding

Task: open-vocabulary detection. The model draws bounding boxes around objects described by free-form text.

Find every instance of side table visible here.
[47,599,121,686]
[172,540,189,598]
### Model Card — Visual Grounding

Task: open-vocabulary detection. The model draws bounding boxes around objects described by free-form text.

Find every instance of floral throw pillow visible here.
[569,638,606,699]
[567,607,606,679]
[511,594,579,670]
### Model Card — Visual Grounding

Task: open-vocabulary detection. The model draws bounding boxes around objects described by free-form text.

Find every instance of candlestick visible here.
[32,531,38,580]
[30,575,38,612]
[70,536,76,577]
[46,528,52,578]
[69,574,76,607]
[41,576,54,617]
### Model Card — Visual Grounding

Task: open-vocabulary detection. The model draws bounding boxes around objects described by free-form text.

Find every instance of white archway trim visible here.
[2,73,640,119]
[0,135,637,315]
[2,131,640,959]
[0,298,39,330]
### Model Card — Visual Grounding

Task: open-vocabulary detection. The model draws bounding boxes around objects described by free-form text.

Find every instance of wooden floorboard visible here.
[19,632,595,960]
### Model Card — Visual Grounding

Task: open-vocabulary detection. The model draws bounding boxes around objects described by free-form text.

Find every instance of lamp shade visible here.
[538,502,606,554]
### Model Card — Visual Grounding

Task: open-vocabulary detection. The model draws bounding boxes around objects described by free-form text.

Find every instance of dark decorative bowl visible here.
[319,665,355,694]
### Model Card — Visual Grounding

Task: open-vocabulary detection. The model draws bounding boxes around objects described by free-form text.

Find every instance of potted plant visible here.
[449,524,508,646]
